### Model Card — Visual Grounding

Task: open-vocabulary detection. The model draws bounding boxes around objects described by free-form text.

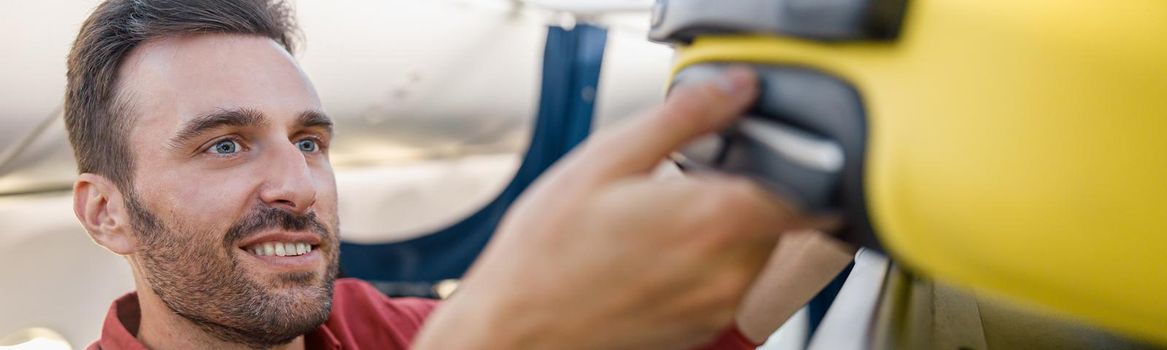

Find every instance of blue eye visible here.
[208,139,240,154]
[296,139,319,153]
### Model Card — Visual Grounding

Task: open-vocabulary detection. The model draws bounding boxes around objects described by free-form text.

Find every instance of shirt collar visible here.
[94,291,341,350]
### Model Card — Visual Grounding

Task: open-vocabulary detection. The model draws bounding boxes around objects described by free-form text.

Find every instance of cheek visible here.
[313,172,339,219]
[150,167,260,232]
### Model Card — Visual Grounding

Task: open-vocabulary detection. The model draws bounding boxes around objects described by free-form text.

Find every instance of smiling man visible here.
[67,1,851,349]
[68,3,346,347]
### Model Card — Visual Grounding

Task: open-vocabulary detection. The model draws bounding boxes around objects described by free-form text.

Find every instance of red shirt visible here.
[90,278,757,349]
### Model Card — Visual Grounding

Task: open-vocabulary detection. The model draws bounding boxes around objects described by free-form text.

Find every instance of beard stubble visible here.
[126,194,341,349]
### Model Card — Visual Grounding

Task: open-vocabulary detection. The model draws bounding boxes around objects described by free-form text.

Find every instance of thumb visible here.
[567,66,758,184]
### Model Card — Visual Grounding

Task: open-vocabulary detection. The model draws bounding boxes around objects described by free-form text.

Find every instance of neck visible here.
[129,263,304,350]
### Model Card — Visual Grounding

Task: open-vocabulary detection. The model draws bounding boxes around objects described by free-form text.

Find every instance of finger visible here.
[598,174,833,245]
[564,66,758,185]
[702,175,841,244]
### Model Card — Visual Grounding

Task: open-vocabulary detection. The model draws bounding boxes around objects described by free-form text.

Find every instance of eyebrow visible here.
[168,108,268,148]
[167,108,334,149]
[297,110,334,135]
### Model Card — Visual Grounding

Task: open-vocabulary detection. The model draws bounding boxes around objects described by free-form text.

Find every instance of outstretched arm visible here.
[736,230,855,343]
[413,67,838,350]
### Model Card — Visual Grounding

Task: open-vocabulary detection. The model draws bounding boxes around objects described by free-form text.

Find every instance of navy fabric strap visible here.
[339,24,608,293]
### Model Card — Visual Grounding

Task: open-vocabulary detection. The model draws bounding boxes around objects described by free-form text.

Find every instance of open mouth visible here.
[237,238,324,273]
[243,242,318,257]
[234,231,326,272]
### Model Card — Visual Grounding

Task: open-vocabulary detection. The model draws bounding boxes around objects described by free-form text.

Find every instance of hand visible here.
[413,67,836,350]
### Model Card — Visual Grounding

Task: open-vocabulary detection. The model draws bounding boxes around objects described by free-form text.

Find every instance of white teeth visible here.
[248,242,313,257]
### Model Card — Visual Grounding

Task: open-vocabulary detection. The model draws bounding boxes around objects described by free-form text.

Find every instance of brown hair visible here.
[65,0,299,191]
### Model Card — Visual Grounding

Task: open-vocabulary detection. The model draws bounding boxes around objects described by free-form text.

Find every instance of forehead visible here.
[116,34,321,132]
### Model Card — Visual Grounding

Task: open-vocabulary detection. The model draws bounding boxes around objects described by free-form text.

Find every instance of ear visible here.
[74,174,138,255]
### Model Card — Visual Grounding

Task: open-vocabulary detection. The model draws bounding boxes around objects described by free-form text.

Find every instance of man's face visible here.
[116,34,340,347]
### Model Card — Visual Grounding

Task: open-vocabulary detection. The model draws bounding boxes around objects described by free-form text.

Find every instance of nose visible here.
[258,140,317,214]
